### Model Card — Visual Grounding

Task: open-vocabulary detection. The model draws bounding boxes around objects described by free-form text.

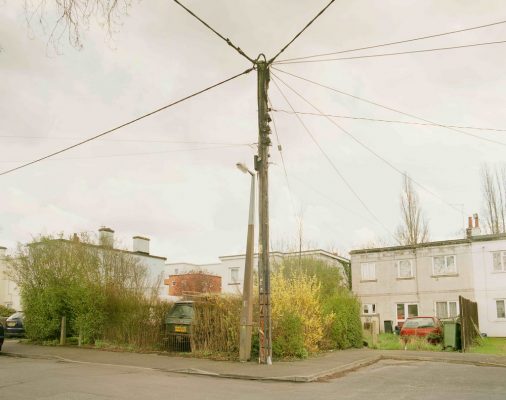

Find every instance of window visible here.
[497,300,506,319]
[361,263,376,281]
[397,259,414,278]
[433,255,457,275]
[397,303,418,322]
[436,301,458,319]
[363,304,376,314]
[172,281,177,286]
[230,267,240,283]
[492,251,506,272]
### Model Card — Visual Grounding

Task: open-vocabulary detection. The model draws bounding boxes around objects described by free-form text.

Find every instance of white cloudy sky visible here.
[1,0,505,263]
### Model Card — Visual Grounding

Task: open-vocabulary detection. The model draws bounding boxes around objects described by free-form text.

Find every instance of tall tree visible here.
[481,164,506,234]
[395,173,430,245]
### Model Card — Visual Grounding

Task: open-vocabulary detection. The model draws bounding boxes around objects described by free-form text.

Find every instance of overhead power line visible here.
[277,19,506,63]
[270,109,506,133]
[272,67,506,148]
[0,145,245,164]
[271,71,463,216]
[275,39,506,64]
[172,0,255,63]
[268,0,336,64]
[0,68,254,177]
[271,76,395,239]
[268,97,297,218]
[0,136,254,145]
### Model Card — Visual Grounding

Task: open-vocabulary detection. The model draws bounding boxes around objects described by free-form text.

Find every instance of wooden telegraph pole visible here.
[255,57,272,365]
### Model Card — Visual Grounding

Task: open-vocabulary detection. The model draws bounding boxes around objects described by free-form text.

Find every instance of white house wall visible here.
[0,250,22,311]
[351,243,475,331]
[471,239,506,337]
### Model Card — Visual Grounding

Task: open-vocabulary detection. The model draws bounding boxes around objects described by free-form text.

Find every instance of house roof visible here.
[349,233,506,255]
[39,238,167,261]
[219,249,349,263]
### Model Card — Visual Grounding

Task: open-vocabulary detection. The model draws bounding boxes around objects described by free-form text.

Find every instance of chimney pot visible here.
[468,216,473,229]
[473,213,479,228]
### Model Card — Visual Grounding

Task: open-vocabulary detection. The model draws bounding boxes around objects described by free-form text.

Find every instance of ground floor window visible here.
[497,300,506,319]
[436,301,458,319]
[396,303,418,324]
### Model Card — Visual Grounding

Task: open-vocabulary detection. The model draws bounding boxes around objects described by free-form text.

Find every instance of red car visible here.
[400,316,442,342]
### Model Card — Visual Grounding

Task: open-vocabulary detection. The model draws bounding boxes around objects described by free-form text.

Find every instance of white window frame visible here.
[363,303,376,315]
[229,267,240,284]
[435,300,459,319]
[360,262,376,281]
[496,299,506,319]
[492,251,506,272]
[396,302,419,325]
[432,255,457,276]
[396,259,414,279]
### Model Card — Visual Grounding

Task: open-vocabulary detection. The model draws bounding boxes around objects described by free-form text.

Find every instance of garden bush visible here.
[8,234,168,349]
[191,294,242,357]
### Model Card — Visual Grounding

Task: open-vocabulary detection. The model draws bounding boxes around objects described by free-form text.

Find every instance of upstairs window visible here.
[230,267,240,283]
[492,251,506,272]
[397,259,414,278]
[433,255,457,276]
[361,263,376,281]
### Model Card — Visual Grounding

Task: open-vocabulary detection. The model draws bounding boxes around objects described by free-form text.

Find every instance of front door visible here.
[396,303,418,327]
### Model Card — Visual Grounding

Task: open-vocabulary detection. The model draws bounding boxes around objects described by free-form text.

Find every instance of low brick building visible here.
[165,272,221,297]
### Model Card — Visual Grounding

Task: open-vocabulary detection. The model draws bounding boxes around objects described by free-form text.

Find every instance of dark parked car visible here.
[0,323,4,351]
[5,312,25,337]
[400,316,442,342]
[165,301,194,351]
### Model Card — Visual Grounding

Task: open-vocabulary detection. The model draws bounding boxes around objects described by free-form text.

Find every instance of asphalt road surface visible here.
[0,356,505,400]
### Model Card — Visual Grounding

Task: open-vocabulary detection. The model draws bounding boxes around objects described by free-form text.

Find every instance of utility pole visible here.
[172,0,336,366]
[255,56,272,365]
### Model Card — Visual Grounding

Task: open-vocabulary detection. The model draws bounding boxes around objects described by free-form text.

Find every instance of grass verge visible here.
[469,337,506,355]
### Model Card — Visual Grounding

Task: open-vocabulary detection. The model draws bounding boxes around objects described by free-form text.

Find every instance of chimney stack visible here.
[133,236,150,254]
[466,214,481,238]
[98,227,114,248]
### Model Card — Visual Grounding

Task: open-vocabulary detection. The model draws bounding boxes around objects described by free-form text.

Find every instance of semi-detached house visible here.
[350,216,506,337]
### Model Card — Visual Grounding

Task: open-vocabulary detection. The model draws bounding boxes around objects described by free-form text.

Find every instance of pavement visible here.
[2,339,506,383]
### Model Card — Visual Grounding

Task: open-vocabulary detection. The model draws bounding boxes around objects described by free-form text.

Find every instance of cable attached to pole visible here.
[0,67,254,177]
[268,0,336,64]
[172,0,255,63]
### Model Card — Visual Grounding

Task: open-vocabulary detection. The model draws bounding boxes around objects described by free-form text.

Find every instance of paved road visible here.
[1,356,505,400]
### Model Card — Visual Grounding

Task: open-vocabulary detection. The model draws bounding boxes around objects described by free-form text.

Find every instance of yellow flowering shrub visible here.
[271,267,323,356]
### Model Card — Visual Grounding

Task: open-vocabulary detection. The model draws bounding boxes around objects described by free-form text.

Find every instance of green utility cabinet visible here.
[443,321,461,350]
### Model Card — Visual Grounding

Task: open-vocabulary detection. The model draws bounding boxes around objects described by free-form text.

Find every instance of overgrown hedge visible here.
[9,234,170,349]
[191,294,242,357]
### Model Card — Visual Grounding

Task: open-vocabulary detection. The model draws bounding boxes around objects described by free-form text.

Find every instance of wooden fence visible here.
[459,295,480,352]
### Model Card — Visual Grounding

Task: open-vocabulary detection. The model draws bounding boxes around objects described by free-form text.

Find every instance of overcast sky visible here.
[1,0,505,263]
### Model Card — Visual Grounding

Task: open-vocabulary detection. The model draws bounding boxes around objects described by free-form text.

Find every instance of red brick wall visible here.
[164,273,221,296]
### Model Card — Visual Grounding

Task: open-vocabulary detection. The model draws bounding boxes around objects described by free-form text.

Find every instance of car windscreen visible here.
[168,304,194,319]
[8,312,23,320]
[403,318,435,328]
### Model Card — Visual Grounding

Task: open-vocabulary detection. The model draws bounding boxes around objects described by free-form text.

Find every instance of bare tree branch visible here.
[394,173,430,245]
[23,0,133,52]
[481,164,506,234]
